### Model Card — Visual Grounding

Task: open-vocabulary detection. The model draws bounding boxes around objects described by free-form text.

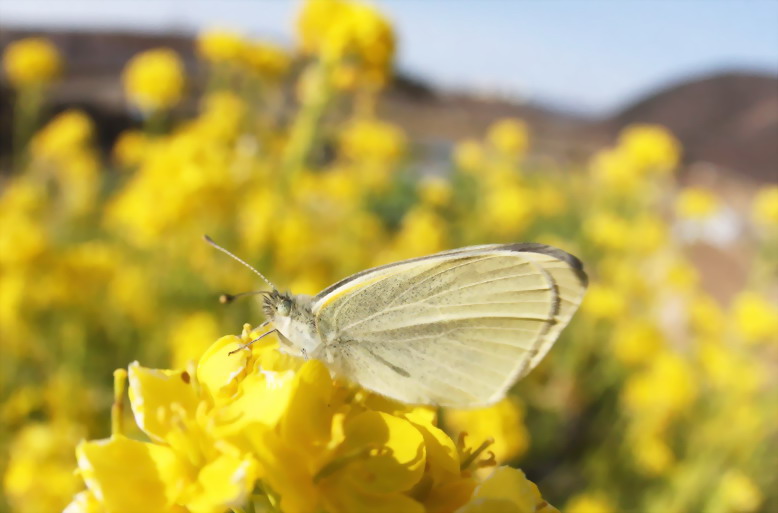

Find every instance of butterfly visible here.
[207,236,587,408]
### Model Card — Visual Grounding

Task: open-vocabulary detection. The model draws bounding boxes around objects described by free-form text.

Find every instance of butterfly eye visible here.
[277,297,292,316]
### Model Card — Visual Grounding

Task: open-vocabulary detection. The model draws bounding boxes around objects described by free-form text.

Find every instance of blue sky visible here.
[1,0,776,114]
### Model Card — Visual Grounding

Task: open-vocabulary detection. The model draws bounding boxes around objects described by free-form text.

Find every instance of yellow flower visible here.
[612,319,664,366]
[113,129,149,168]
[454,139,485,172]
[534,182,567,218]
[689,293,726,337]
[242,41,291,79]
[392,207,448,259]
[622,352,697,423]
[486,119,529,158]
[122,48,185,112]
[483,182,534,237]
[619,124,680,173]
[297,0,395,82]
[581,283,626,320]
[456,466,559,513]
[66,324,551,513]
[445,397,529,464]
[590,147,642,194]
[418,177,453,207]
[30,109,94,161]
[0,211,46,267]
[675,187,720,219]
[3,422,84,513]
[751,185,778,227]
[630,431,674,476]
[2,37,62,87]
[630,213,667,254]
[584,210,630,251]
[196,91,246,141]
[197,28,247,63]
[715,469,763,513]
[565,492,614,513]
[339,118,406,165]
[731,291,778,344]
[169,311,221,369]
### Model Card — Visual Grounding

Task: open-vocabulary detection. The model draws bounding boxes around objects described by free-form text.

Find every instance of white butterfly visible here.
[207,237,587,408]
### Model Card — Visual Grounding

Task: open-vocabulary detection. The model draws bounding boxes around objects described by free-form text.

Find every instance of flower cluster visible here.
[67,326,557,513]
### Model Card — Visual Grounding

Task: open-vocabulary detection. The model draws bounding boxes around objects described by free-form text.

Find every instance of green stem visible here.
[280,57,334,196]
[12,86,45,170]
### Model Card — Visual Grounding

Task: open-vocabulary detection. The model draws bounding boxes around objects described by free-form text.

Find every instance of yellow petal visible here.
[251,430,322,513]
[322,483,425,513]
[279,359,335,451]
[406,415,460,481]
[184,452,258,513]
[127,362,198,443]
[338,411,426,493]
[424,477,478,513]
[459,466,546,513]
[196,336,250,400]
[63,490,103,513]
[213,369,296,437]
[77,436,188,513]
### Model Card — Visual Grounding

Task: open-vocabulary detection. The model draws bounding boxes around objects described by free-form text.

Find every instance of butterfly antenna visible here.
[203,235,276,291]
[219,290,271,304]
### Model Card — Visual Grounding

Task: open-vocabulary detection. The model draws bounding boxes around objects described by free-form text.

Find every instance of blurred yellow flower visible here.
[631,432,674,476]
[751,185,778,227]
[565,492,614,513]
[483,182,534,237]
[584,210,630,251]
[340,118,406,165]
[689,293,726,337]
[392,207,447,258]
[4,422,83,513]
[30,109,94,161]
[590,147,642,193]
[619,124,680,173]
[169,311,221,368]
[297,0,395,82]
[676,187,720,219]
[715,469,763,513]
[445,397,530,464]
[0,211,46,267]
[731,291,778,344]
[623,352,697,422]
[197,28,246,63]
[122,48,185,112]
[612,319,664,366]
[113,129,150,168]
[2,37,62,87]
[242,41,291,78]
[534,182,567,218]
[487,119,529,158]
[418,177,453,208]
[582,283,626,320]
[196,90,246,141]
[454,139,485,172]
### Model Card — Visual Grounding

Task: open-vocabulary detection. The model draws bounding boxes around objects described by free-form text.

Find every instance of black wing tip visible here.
[505,243,589,287]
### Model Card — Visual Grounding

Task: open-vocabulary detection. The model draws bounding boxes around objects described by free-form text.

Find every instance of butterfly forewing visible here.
[311,245,586,407]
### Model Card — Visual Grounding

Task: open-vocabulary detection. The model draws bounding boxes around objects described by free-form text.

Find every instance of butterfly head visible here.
[263,290,293,319]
